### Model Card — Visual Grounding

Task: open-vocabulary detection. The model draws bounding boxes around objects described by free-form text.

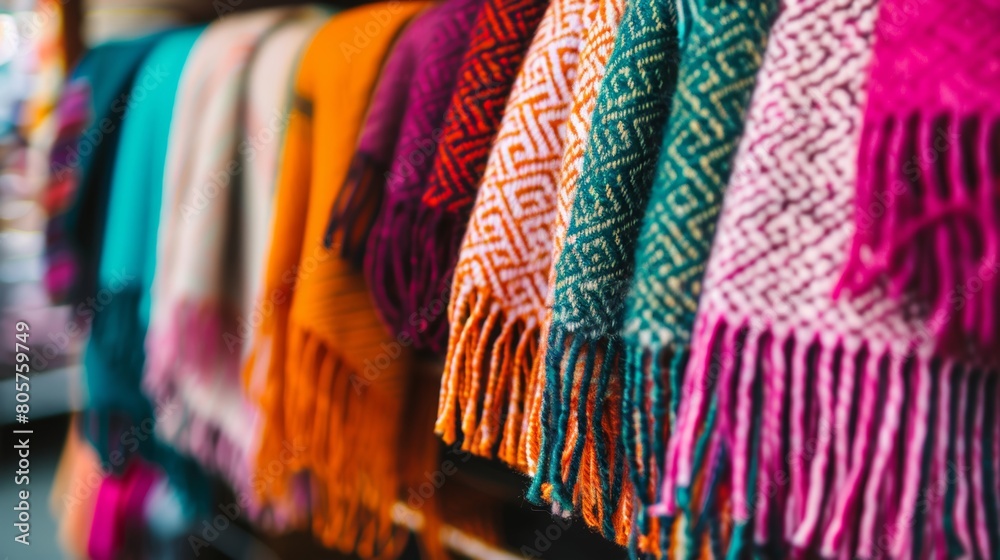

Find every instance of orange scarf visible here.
[243,4,430,557]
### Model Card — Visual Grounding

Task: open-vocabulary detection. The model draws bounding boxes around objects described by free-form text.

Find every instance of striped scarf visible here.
[360,0,485,336]
[242,5,431,557]
[838,0,1000,359]
[437,0,587,476]
[623,0,776,551]
[529,0,680,548]
[658,0,1000,556]
[393,0,549,353]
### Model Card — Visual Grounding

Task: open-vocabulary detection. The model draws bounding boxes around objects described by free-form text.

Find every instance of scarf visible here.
[242,4,432,557]
[81,27,211,513]
[621,0,776,550]
[44,33,165,304]
[361,0,484,339]
[143,10,316,525]
[838,0,1000,359]
[657,0,1000,556]
[382,0,549,353]
[528,0,680,546]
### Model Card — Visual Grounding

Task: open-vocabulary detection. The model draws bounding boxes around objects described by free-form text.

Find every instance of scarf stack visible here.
[622,0,776,552]
[838,0,1000,359]
[370,0,549,353]
[143,10,319,527]
[241,4,435,557]
[529,0,681,549]
[656,0,999,556]
[81,27,211,515]
[436,0,586,475]
[44,34,165,304]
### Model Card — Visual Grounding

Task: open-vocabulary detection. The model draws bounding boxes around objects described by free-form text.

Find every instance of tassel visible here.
[323,155,389,267]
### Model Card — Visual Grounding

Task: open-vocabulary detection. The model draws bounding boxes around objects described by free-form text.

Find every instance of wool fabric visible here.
[143,10,317,525]
[656,0,1000,556]
[81,27,211,513]
[241,4,433,557]
[362,0,484,337]
[622,0,776,550]
[528,0,681,546]
[437,0,587,471]
[837,0,1000,359]
[378,0,549,353]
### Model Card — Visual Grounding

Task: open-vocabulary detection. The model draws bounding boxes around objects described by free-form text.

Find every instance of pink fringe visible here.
[656,307,1000,558]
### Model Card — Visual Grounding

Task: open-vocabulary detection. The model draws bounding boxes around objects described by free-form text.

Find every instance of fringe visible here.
[252,322,408,559]
[528,325,634,546]
[838,112,1000,359]
[407,204,467,353]
[435,286,540,468]
[658,309,1000,559]
[323,154,390,267]
[364,196,416,336]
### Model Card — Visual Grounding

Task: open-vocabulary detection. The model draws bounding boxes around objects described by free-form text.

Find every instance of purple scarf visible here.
[357,0,485,338]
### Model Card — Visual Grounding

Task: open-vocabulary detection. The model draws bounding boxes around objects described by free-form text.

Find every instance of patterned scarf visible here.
[81,27,211,515]
[437,0,587,474]
[657,0,1000,556]
[838,0,1000,359]
[529,0,680,547]
[361,0,485,336]
[622,0,776,549]
[143,10,315,525]
[241,5,432,557]
[391,0,549,353]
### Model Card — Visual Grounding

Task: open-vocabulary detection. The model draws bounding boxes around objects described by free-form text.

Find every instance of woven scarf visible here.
[838,0,1000,359]
[436,0,586,479]
[380,0,549,353]
[143,10,312,522]
[241,4,433,557]
[362,0,484,337]
[81,27,211,515]
[657,0,1000,556]
[621,0,776,551]
[44,33,165,304]
[528,0,681,547]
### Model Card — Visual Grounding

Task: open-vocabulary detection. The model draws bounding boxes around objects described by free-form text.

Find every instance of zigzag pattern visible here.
[404,0,550,352]
[438,0,587,460]
[624,0,776,349]
[418,0,548,212]
[363,0,484,334]
[549,0,679,337]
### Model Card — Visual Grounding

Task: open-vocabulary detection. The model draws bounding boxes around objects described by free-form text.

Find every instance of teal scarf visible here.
[84,27,211,514]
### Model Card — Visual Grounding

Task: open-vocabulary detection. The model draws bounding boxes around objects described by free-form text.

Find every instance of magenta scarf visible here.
[838,0,1000,359]
[358,0,485,339]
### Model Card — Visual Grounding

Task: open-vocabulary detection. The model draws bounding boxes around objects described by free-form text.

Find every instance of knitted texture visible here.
[436,0,587,470]
[522,0,626,484]
[323,7,429,265]
[241,5,432,557]
[529,0,680,548]
[657,0,1000,556]
[838,0,1000,359]
[363,0,484,336]
[397,0,549,353]
[622,0,776,550]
